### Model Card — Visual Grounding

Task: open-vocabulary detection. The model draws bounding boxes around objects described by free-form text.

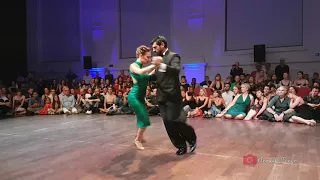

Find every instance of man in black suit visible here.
[150,36,197,155]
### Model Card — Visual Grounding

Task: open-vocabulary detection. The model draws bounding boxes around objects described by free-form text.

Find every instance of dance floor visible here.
[0,115,320,180]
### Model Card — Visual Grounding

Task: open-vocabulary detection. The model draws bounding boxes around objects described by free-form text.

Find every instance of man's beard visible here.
[153,49,164,56]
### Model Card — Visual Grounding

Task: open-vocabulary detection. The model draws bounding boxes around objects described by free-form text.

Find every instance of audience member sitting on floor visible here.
[221,83,234,106]
[205,90,226,118]
[85,88,104,114]
[287,93,316,126]
[244,88,268,120]
[216,83,254,120]
[100,87,116,114]
[303,87,320,121]
[145,89,159,116]
[181,90,193,115]
[52,95,62,114]
[60,86,77,114]
[27,92,43,115]
[39,97,55,115]
[262,86,295,122]
[12,90,26,115]
[0,88,12,117]
[188,88,209,118]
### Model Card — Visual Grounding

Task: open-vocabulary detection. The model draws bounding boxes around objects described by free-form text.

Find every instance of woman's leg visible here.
[290,116,317,126]
[244,110,256,120]
[215,113,224,118]
[235,114,245,120]
[135,128,146,150]
[224,114,233,119]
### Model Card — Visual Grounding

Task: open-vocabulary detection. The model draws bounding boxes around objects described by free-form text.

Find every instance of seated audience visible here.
[293,71,309,87]
[216,83,254,120]
[12,90,26,115]
[231,75,241,91]
[205,90,226,118]
[0,89,11,117]
[269,84,277,97]
[289,86,299,95]
[303,87,320,121]
[60,86,77,114]
[240,74,246,83]
[244,88,267,120]
[225,76,233,84]
[188,88,209,117]
[190,78,200,89]
[263,85,273,102]
[279,72,292,87]
[268,74,279,88]
[145,89,159,116]
[84,88,104,114]
[200,76,212,87]
[100,87,116,113]
[39,97,55,115]
[27,92,43,115]
[312,81,319,88]
[255,70,267,85]
[52,95,62,114]
[210,74,224,91]
[85,88,93,99]
[232,85,241,99]
[221,83,234,106]
[262,86,295,122]
[48,89,56,102]
[41,88,50,101]
[312,72,319,84]
[287,93,316,126]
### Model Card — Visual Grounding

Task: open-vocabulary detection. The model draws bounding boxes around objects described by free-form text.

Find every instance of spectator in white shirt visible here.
[222,83,234,106]
[60,86,77,114]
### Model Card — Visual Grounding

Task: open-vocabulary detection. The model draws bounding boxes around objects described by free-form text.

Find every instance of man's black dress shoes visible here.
[176,148,187,155]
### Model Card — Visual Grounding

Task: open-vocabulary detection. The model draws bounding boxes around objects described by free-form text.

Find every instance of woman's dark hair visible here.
[289,86,299,93]
[136,45,150,58]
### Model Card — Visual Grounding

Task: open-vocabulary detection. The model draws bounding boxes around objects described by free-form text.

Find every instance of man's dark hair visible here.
[312,86,320,91]
[150,35,167,48]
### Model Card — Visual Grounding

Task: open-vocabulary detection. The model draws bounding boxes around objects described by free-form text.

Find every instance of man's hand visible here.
[278,113,284,121]
[151,56,163,66]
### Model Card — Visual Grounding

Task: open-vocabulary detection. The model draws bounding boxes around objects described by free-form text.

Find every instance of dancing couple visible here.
[127,36,197,155]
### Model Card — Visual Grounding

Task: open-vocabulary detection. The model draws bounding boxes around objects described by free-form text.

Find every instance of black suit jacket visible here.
[151,50,182,103]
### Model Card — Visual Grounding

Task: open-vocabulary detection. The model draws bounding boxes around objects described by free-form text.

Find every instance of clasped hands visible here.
[274,113,284,121]
[151,56,162,67]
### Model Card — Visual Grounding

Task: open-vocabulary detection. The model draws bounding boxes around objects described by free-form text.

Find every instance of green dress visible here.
[128,61,151,128]
[226,94,251,116]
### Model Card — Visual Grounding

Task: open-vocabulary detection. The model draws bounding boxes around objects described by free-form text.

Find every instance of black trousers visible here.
[158,101,196,149]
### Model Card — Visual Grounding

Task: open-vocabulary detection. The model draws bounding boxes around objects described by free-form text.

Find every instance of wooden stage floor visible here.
[0,115,320,180]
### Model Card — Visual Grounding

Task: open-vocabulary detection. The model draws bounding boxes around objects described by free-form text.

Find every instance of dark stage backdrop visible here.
[0,0,27,86]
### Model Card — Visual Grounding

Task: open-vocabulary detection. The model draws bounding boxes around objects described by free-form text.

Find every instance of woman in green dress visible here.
[216,83,254,120]
[128,45,156,150]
